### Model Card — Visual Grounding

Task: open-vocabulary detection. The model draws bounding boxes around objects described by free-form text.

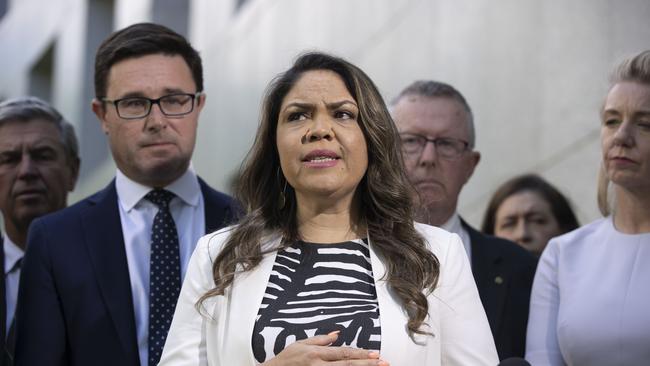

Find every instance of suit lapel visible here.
[1,234,5,339]
[1,235,7,366]
[4,319,15,365]
[369,239,422,364]
[463,221,506,335]
[199,178,230,234]
[81,182,139,362]
[226,237,278,365]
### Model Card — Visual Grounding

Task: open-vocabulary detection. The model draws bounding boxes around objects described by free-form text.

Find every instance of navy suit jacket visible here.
[14,179,238,366]
[1,235,7,366]
[462,220,537,360]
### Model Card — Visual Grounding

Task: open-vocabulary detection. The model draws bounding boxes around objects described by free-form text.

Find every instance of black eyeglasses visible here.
[102,92,201,120]
[399,133,470,160]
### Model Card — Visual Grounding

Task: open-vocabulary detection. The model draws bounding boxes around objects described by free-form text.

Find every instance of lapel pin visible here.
[494,276,504,285]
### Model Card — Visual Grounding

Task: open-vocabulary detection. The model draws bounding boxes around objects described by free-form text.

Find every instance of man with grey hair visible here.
[0,96,80,364]
[391,80,537,360]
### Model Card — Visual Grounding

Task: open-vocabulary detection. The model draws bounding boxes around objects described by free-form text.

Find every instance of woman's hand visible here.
[261,331,389,366]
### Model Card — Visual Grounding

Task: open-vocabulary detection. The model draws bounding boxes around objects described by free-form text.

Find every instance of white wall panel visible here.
[1,0,648,227]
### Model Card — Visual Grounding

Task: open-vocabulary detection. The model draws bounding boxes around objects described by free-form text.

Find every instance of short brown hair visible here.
[94,22,203,98]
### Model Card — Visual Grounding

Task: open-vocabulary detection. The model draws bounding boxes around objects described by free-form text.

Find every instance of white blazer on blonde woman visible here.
[159,222,498,366]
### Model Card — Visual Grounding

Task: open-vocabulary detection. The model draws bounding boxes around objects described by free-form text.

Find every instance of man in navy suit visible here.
[0,242,4,366]
[15,23,239,366]
[0,97,81,366]
[391,80,537,360]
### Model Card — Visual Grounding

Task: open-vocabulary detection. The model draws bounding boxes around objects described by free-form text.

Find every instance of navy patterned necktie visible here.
[145,189,181,366]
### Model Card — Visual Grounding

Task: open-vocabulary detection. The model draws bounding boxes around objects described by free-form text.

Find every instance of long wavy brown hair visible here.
[199,52,440,336]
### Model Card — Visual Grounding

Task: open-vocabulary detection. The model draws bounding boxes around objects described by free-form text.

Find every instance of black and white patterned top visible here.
[251,239,381,362]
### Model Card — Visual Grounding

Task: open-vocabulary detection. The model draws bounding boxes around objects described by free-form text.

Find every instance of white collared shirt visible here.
[441,213,472,261]
[115,167,205,366]
[3,232,23,335]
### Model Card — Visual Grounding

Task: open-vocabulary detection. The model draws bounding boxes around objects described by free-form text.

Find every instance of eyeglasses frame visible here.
[399,132,471,160]
[101,92,202,120]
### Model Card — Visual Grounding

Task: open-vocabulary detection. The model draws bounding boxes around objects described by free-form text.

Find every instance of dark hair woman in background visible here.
[481,174,579,256]
[526,50,650,365]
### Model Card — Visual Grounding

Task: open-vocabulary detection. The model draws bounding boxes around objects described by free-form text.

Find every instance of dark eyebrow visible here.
[162,87,189,95]
[325,100,358,110]
[602,109,650,120]
[498,215,517,223]
[0,148,20,155]
[116,88,189,100]
[29,145,58,153]
[117,92,147,99]
[281,102,312,115]
[602,108,621,116]
[282,100,358,113]
[0,148,56,161]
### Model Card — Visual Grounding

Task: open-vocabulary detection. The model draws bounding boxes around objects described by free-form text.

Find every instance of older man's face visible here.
[0,119,79,237]
[392,95,479,225]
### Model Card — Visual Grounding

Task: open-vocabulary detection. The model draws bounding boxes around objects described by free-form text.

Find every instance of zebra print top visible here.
[251,239,381,362]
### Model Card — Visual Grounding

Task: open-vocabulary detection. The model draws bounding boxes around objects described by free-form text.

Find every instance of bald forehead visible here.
[393,95,471,139]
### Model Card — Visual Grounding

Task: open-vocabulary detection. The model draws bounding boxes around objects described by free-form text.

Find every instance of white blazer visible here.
[159,222,498,366]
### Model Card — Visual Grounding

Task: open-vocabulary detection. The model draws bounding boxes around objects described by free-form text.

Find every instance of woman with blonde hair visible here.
[159,52,497,365]
[526,50,650,365]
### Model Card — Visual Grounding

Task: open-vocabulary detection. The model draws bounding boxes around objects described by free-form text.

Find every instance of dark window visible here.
[29,43,54,102]
[234,0,249,13]
[78,0,114,180]
[0,0,7,20]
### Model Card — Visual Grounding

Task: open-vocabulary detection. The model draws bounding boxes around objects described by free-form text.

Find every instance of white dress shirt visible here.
[440,212,472,261]
[115,167,205,366]
[3,232,23,335]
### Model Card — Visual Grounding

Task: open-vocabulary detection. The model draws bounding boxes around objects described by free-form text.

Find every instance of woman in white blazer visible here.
[160,52,498,366]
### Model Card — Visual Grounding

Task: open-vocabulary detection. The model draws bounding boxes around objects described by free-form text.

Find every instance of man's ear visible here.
[464,150,481,182]
[91,99,110,134]
[67,156,81,192]
[195,93,206,112]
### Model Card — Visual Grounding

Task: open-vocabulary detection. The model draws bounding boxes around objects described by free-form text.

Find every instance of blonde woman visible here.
[526,50,650,365]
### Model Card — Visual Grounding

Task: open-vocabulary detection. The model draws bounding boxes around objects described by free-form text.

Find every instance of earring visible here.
[277,168,288,210]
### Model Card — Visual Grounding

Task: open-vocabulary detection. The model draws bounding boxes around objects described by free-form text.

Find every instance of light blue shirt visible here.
[3,233,23,335]
[115,167,205,366]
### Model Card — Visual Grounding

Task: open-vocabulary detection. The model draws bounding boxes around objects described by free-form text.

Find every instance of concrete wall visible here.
[194,0,650,227]
[1,0,649,228]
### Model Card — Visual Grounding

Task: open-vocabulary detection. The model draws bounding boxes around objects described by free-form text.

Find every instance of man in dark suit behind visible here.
[15,23,239,366]
[391,80,537,360]
[0,97,81,366]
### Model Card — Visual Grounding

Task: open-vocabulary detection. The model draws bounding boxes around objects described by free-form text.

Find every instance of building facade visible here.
[1,0,649,226]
